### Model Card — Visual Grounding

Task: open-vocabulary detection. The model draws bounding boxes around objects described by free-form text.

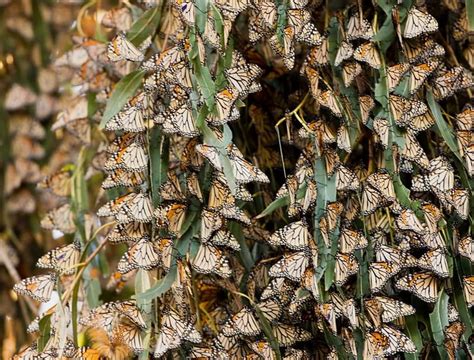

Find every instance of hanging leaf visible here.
[100,69,146,128]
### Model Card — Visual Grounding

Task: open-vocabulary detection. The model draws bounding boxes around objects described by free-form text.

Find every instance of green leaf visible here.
[229,222,254,271]
[195,66,216,110]
[37,314,52,352]
[427,91,464,163]
[255,196,289,219]
[135,269,152,360]
[135,266,177,301]
[100,69,146,128]
[429,289,449,358]
[373,15,395,53]
[254,304,282,360]
[466,0,474,31]
[127,6,162,47]
[149,128,169,207]
[405,315,423,359]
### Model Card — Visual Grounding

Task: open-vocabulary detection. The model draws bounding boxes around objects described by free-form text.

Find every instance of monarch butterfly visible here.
[361,184,385,216]
[203,13,221,49]
[400,131,430,169]
[307,37,329,66]
[209,88,240,125]
[364,325,416,358]
[296,22,322,46]
[318,90,343,117]
[208,178,235,211]
[269,251,310,282]
[13,273,57,302]
[260,277,294,301]
[106,221,149,244]
[365,296,415,324]
[386,63,411,91]
[154,238,174,272]
[456,130,471,157]
[142,44,186,72]
[117,237,161,274]
[339,227,368,253]
[372,117,389,148]
[403,38,445,64]
[162,102,199,138]
[359,95,375,124]
[41,203,76,234]
[249,340,275,359]
[375,244,418,267]
[272,324,312,347]
[444,188,469,220]
[367,171,396,202]
[409,60,440,94]
[395,208,425,234]
[334,252,359,286]
[335,165,360,191]
[316,303,338,333]
[431,66,469,100]
[342,61,362,87]
[225,62,262,96]
[154,308,202,358]
[458,236,474,262]
[36,241,81,275]
[214,0,248,21]
[354,42,381,69]
[269,29,296,70]
[223,307,261,337]
[334,41,354,67]
[346,13,374,41]
[324,202,343,233]
[301,267,320,300]
[269,220,312,251]
[10,135,45,160]
[455,105,473,131]
[369,261,401,293]
[104,142,148,172]
[426,156,454,192]
[192,243,231,277]
[287,8,311,35]
[210,229,240,251]
[38,170,72,197]
[422,231,446,250]
[107,32,144,62]
[395,272,439,303]
[463,276,474,307]
[289,0,309,8]
[444,321,465,360]
[102,169,146,189]
[421,202,442,233]
[4,84,37,111]
[408,111,435,133]
[154,203,187,235]
[337,124,352,153]
[159,172,185,202]
[200,208,224,242]
[417,248,449,278]
[257,1,277,28]
[106,104,146,133]
[403,7,438,39]
[98,192,153,224]
[81,301,146,330]
[10,115,45,140]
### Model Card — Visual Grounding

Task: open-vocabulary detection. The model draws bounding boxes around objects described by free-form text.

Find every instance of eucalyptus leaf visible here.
[100,69,146,128]
[429,289,449,358]
[127,6,162,46]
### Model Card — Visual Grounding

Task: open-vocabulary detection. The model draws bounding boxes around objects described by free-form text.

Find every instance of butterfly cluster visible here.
[9,0,474,359]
